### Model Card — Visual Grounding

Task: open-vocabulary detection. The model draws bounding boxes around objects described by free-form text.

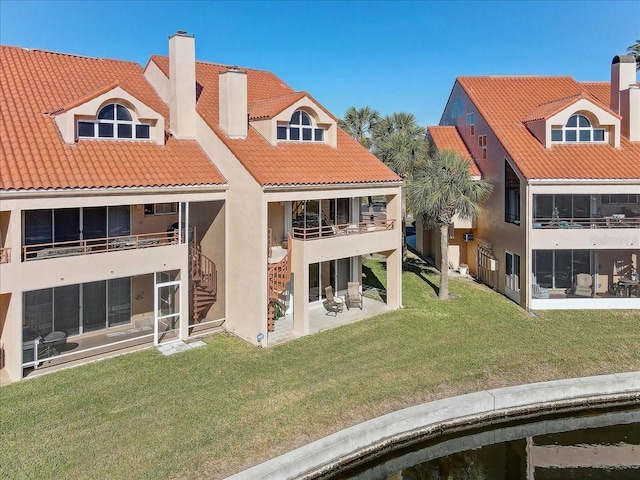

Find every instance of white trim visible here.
[531,297,640,310]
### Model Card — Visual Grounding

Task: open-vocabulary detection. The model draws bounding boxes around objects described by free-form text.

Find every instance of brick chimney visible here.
[169,31,196,139]
[610,55,639,141]
[219,67,248,138]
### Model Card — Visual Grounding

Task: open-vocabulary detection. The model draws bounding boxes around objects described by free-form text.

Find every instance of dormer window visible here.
[551,114,605,143]
[77,103,151,140]
[277,110,324,142]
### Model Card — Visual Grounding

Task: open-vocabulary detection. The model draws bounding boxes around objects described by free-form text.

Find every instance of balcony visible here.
[532,216,640,230]
[292,219,395,240]
[22,231,181,261]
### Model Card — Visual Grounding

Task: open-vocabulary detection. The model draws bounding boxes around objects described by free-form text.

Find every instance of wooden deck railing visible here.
[532,216,640,229]
[22,231,182,261]
[291,219,395,241]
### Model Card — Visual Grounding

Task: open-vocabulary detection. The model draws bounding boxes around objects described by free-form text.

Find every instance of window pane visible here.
[572,250,591,276]
[98,123,114,138]
[300,111,311,125]
[136,124,150,139]
[302,128,312,141]
[551,129,562,142]
[54,208,80,243]
[78,122,94,137]
[572,195,590,218]
[533,250,553,287]
[565,130,577,142]
[83,207,107,240]
[314,128,324,141]
[555,194,572,218]
[578,115,590,127]
[594,129,604,141]
[579,129,591,141]
[290,127,300,140]
[554,250,572,289]
[116,104,132,121]
[83,281,106,333]
[533,195,553,219]
[290,111,300,125]
[118,123,132,138]
[108,278,131,327]
[54,285,80,336]
[566,115,577,127]
[277,126,287,140]
[98,104,114,120]
[24,288,53,337]
[24,210,52,246]
[108,206,130,237]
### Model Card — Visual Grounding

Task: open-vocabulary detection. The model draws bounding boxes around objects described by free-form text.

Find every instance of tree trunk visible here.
[439,223,449,299]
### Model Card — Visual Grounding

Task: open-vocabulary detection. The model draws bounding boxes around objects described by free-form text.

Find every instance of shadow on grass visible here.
[405,256,440,297]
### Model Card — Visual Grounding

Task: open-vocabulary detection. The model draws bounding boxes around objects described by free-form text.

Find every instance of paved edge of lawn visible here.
[226,371,640,480]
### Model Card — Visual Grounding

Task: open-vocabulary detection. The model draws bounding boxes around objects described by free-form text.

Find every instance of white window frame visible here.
[77,103,151,141]
[144,203,178,216]
[277,110,325,143]
[551,114,605,143]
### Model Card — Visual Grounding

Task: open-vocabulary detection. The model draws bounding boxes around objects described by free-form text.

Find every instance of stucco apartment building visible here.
[0,32,403,382]
[416,55,640,311]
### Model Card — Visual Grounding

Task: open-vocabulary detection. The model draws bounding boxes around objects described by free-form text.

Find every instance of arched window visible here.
[77,103,151,140]
[551,114,605,143]
[277,110,324,142]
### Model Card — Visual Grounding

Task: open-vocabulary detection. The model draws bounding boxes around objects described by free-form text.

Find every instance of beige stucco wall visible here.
[441,82,527,305]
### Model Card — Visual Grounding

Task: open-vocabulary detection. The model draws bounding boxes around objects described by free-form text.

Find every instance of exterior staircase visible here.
[191,245,217,324]
[267,232,292,332]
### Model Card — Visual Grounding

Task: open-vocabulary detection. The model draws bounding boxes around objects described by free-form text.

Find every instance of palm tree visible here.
[338,106,380,150]
[627,39,640,71]
[407,150,493,299]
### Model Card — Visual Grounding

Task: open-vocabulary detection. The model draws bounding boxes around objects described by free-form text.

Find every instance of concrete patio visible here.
[267,294,393,346]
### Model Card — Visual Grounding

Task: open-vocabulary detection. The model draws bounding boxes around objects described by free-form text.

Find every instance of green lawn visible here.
[1,256,639,479]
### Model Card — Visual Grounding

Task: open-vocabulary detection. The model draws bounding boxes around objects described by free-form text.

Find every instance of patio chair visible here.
[323,286,344,316]
[531,274,549,299]
[345,282,363,310]
[573,273,594,297]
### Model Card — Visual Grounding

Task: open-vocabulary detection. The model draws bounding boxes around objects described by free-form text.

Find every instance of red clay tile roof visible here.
[151,56,401,187]
[456,76,640,180]
[521,90,618,123]
[0,46,226,191]
[428,126,481,176]
[249,92,306,120]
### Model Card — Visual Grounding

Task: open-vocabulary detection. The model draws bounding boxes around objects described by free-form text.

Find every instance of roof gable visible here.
[149,55,401,187]
[454,76,640,180]
[0,46,226,191]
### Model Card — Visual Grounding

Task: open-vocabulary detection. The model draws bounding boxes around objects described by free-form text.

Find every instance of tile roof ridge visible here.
[148,53,275,74]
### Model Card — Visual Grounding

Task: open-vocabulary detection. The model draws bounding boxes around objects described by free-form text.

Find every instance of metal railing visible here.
[532,216,640,229]
[22,231,182,261]
[291,219,395,241]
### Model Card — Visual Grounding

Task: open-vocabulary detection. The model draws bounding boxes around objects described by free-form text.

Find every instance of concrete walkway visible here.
[226,372,640,480]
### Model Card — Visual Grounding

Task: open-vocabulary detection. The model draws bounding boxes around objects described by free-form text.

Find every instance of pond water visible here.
[335,406,640,480]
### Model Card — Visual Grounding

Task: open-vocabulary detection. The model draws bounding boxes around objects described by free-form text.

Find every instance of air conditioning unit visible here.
[488,259,498,271]
[463,233,474,242]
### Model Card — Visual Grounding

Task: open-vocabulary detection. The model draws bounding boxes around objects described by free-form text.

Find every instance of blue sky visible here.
[1,0,638,126]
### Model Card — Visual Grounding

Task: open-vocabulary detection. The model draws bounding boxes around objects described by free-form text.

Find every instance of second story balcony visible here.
[532,215,640,230]
[22,230,181,261]
[292,219,395,240]
[533,193,640,231]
